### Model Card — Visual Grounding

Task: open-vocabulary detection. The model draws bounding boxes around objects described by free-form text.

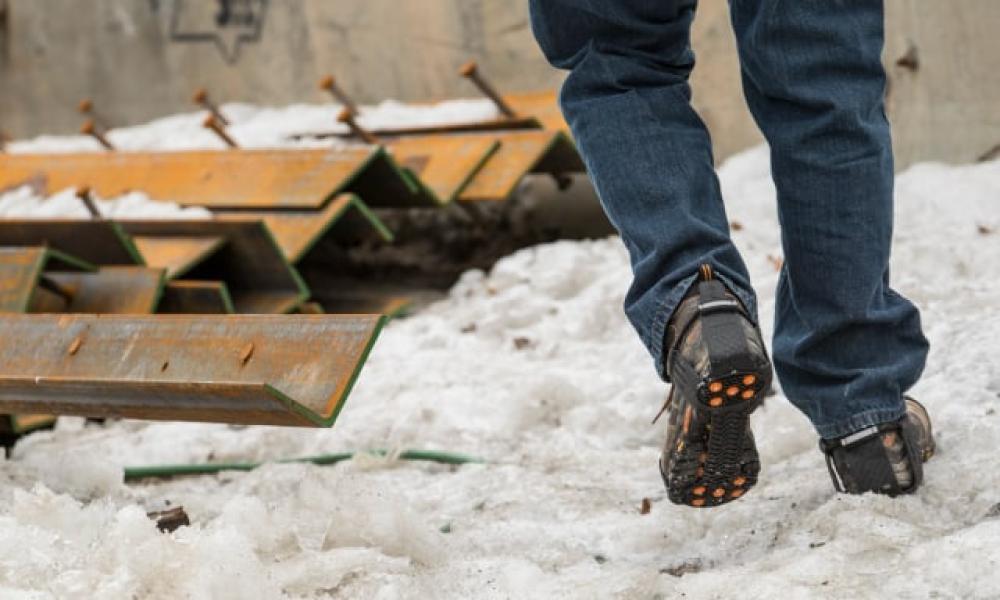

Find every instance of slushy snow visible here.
[1,103,999,599]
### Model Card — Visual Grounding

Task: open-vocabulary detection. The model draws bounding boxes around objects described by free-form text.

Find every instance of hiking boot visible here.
[657,264,773,507]
[820,396,935,496]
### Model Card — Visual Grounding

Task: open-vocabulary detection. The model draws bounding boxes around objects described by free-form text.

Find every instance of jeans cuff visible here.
[648,271,760,382]
[814,404,907,440]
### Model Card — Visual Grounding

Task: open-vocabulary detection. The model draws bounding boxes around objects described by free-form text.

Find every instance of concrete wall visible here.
[1,0,997,167]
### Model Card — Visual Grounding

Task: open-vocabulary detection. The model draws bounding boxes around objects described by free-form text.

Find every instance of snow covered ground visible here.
[1,104,1000,598]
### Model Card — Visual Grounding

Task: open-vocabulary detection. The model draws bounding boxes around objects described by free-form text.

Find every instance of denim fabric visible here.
[529,0,929,439]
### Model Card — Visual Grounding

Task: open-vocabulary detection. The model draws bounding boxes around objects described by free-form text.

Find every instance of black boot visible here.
[658,264,773,507]
[821,397,935,496]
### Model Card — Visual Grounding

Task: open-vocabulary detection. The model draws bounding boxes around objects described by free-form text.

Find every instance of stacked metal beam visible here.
[0,82,587,435]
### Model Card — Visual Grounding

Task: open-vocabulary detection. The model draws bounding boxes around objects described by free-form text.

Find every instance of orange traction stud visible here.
[742,375,757,386]
[726,386,740,397]
[709,396,724,407]
[712,488,727,498]
[730,489,745,499]
[692,486,706,496]
[691,498,706,507]
[708,381,724,393]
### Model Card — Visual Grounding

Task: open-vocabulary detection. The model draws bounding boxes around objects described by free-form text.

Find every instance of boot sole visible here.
[660,367,770,508]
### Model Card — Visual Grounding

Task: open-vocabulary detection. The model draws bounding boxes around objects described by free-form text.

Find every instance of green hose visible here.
[123,449,484,481]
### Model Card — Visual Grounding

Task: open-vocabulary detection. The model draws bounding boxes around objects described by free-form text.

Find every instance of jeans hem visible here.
[814,404,907,440]
[649,270,759,382]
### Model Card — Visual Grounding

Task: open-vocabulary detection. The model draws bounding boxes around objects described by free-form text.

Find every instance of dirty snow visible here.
[2,108,1000,598]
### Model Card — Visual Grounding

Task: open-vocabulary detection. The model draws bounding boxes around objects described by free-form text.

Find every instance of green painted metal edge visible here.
[446,139,503,203]
[344,194,394,243]
[108,221,147,266]
[283,193,394,265]
[253,221,312,314]
[162,235,228,280]
[19,248,96,313]
[217,281,237,314]
[330,146,428,205]
[44,247,98,273]
[266,313,387,427]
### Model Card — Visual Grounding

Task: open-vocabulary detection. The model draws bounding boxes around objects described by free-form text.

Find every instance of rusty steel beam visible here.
[459,131,585,203]
[132,235,226,279]
[0,314,386,427]
[388,135,500,204]
[0,221,143,265]
[0,147,431,209]
[286,116,542,142]
[459,60,517,118]
[213,193,392,264]
[0,246,94,313]
[158,280,235,314]
[120,220,309,314]
[504,90,569,133]
[47,267,165,314]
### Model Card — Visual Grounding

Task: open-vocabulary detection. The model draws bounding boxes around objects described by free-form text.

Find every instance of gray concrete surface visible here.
[0,0,997,167]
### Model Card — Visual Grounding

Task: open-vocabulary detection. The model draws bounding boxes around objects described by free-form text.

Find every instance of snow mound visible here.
[1,117,999,595]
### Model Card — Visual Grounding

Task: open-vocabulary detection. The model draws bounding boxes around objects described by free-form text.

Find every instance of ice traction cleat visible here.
[658,265,773,508]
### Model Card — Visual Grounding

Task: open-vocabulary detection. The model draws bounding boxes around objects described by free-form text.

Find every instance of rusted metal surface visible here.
[118,220,308,314]
[133,235,226,279]
[317,294,412,319]
[286,116,541,141]
[388,135,500,203]
[0,221,143,265]
[0,246,94,313]
[459,131,584,202]
[505,90,570,133]
[47,267,165,314]
[0,314,386,427]
[158,280,235,314]
[0,147,422,209]
[213,193,392,264]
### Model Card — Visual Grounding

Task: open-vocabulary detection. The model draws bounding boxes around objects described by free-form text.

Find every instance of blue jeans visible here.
[529,0,929,439]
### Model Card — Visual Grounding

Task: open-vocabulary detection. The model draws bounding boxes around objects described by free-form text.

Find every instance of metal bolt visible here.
[239,342,254,366]
[80,119,115,151]
[75,186,102,219]
[318,74,359,114]
[192,87,230,126]
[459,60,516,118]
[202,114,239,148]
[337,108,380,145]
[78,98,112,131]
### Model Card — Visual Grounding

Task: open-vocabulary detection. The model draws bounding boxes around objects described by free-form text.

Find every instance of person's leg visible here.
[529,0,757,378]
[728,1,930,440]
[530,1,774,508]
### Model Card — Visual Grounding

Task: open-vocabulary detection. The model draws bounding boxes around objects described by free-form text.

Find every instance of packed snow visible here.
[1,102,999,599]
